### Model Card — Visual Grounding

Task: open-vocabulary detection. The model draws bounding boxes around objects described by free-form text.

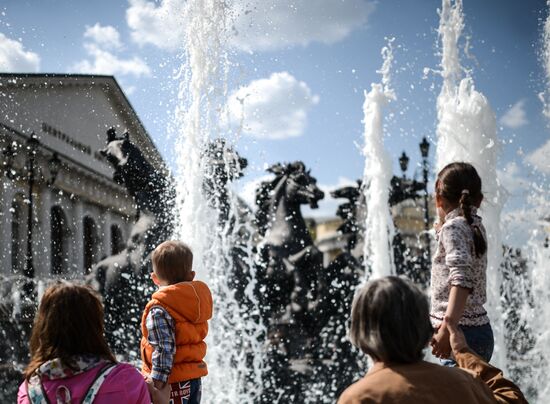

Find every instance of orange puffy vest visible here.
[140,280,213,383]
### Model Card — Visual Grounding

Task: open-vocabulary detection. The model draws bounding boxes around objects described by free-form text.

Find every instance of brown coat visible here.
[455,349,528,404]
[338,349,527,404]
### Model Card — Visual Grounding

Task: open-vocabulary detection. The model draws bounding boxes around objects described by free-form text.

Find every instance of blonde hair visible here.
[152,240,193,284]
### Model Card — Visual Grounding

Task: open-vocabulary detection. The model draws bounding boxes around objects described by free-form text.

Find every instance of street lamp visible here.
[3,133,61,293]
[389,137,432,284]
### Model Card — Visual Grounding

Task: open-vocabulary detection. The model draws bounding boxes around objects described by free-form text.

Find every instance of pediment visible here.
[0,73,164,180]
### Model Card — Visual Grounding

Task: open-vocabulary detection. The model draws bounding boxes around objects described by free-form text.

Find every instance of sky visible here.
[0,0,549,237]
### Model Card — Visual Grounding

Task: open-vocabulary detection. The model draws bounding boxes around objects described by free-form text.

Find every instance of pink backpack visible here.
[26,363,118,404]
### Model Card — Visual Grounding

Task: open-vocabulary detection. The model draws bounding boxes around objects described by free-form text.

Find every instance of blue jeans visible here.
[169,378,202,404]
[442,322,494,367]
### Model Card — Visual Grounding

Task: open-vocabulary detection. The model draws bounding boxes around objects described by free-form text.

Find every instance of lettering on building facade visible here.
[41,122,107,164]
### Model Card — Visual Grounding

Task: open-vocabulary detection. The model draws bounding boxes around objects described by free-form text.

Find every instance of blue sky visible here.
[1,0,548,222]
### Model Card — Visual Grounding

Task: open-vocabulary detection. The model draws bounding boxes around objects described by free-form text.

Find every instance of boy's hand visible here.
[153,378,167,390]
[145,377,170,404]
[431,323,452,359]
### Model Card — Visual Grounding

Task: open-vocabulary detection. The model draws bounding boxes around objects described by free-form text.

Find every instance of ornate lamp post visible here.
[3,133,61,294]
[389,137,432,283]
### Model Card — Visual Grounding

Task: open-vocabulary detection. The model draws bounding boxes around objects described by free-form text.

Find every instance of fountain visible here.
[361,38,397,280]
[502,1,550,400]
[1,1,549,403]
[434,1,550,402]
[171,0,268,401]
[434,0,506,370]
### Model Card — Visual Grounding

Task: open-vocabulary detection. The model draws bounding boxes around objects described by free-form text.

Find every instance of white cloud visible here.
[124,85,137,95]
[126,0,186,51]
[226,72,319,139]
[84,23,123,50]
[125,0,375,52]
[72,40,150,78]
[526,138,550,174]
[0,32,40,72]
[500,99,528,129]
[230,0,375,52]
[497,161,529,196]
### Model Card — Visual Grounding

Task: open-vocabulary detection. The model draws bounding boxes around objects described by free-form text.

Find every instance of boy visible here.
[141,240,213,404]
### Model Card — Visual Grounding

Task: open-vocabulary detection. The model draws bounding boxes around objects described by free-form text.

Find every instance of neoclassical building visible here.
[0,73,166,279]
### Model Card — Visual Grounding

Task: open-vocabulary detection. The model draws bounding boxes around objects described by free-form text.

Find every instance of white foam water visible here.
[512,3,550,400]
[174,0,266,401]
[526,231,550,398]
[540,0,550,119]
[435,0,506,369]
[362,38,396,279]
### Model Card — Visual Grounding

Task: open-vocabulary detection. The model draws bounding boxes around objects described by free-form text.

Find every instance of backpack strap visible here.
[26,379,51,404]
[28,362,119,404]
[81,363,119,403]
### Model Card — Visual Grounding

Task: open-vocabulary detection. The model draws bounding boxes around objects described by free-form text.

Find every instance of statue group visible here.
[88,129,367,400]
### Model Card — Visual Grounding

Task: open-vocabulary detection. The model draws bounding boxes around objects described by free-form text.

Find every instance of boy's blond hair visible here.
[152,240,193,284]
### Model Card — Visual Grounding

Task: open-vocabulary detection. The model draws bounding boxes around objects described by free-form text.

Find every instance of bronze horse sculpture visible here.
[253,162,363,401]
[254,162,324,329]
[87,128,175,357]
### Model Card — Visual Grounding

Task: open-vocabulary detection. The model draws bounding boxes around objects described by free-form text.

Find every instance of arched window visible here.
[110,224,124,255]
[51,206,69,275]
[11,194,27,275]
[83,216,99,274]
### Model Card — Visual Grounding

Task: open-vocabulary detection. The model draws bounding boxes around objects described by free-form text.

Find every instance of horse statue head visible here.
[255,161,324,248]
[99,128,174,219]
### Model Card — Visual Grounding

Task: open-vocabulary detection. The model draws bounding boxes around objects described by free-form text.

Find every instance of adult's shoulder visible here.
[337,367,393,403]
[337,375,376,403]
[338,362,495,404]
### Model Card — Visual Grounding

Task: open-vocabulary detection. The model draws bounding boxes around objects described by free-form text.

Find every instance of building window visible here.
[110,224,124,255]
[11,195,27,275]
[51,206,69,275]
[83,216,99,273]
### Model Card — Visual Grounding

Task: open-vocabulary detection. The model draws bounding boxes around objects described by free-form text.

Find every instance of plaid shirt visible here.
[146,306,176,383]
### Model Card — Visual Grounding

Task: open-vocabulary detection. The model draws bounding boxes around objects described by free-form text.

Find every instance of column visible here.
[38,186,52,278]
[72,199,84,276]
[0,180,15,275]
[102,210,111,258]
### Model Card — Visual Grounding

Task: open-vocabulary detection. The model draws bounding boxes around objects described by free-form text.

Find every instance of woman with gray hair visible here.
[338,276,527,404]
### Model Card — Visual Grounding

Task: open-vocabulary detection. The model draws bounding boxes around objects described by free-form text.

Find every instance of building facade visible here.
[0,74,165,279]
[312,196,436,267]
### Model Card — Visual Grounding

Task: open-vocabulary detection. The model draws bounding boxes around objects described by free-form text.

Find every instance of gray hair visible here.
[350,276,432,363]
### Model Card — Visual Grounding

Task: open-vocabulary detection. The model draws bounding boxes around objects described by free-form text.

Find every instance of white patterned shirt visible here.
[430,208,489,328]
